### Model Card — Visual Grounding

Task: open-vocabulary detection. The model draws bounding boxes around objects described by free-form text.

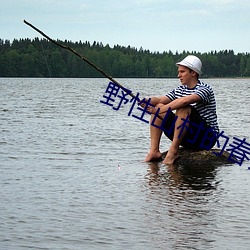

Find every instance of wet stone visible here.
[161,148,234,166]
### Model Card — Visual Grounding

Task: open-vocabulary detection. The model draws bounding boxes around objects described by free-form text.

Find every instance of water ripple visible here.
[0,78,250,250]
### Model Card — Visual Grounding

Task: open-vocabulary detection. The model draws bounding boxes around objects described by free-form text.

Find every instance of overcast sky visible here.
[1,0,250,53]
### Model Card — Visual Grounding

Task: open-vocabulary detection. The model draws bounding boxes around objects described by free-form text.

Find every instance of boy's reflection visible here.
[146,161,220,191]
[144,161,222,249]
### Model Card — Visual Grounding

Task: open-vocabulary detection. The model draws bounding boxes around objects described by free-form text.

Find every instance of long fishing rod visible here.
[23,20,137,98]
[23,20,163,120]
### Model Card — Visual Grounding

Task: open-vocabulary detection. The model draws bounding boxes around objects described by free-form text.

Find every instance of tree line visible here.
[0,38,250,78]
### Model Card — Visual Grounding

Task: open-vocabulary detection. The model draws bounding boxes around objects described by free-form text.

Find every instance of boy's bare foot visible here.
[144,151,162,162]
[163,149,179,165]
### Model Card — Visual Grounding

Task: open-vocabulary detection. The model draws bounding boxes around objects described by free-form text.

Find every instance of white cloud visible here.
[206,0,237,4]
[134,0,168,5]
[79,3,89,10]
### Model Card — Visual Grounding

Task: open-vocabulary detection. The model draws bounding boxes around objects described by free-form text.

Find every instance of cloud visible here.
[197,0,250,10]
[79,3,89,10]
[134,0,168,5]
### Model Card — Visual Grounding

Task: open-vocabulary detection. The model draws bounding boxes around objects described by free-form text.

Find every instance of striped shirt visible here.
[166,80,219,134]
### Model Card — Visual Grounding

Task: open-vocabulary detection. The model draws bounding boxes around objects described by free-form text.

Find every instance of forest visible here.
[0,38,250,78]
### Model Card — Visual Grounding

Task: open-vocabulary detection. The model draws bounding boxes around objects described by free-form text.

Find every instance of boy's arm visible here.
[146,95,172,106]
[147,94,201,114]
[159,94,201,114]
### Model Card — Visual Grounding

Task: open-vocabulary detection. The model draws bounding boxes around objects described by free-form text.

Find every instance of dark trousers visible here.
[162,106,217,150]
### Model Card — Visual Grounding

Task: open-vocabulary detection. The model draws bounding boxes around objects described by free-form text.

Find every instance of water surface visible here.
[1,78,250,249]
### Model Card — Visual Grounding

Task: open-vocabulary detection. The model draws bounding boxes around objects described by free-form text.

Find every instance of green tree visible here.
[244,56,250,76]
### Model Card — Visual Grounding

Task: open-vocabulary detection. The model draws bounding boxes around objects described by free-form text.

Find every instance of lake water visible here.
[1,78,250,250]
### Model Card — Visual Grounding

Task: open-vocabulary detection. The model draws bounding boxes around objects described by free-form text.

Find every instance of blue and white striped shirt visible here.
[166,80,219,134]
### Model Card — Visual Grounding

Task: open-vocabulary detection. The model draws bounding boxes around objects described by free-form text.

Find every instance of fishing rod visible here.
[23,20,163,120]
[23,20,137,98]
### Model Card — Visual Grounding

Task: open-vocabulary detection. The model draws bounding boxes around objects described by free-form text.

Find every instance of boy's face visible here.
[177,65,197,85]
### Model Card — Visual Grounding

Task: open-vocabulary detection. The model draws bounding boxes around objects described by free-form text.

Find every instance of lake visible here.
[1,78,250,250]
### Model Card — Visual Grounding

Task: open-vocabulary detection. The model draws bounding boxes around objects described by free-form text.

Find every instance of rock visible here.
[161,148,235,166]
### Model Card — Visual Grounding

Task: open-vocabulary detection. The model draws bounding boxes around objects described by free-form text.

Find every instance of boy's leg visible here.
[144,104,164,162]
[163,106,191,164]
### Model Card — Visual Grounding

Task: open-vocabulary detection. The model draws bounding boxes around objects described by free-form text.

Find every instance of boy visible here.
[144,55,219,164]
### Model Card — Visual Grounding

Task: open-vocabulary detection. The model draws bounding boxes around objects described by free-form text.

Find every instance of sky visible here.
[1,0,250,53]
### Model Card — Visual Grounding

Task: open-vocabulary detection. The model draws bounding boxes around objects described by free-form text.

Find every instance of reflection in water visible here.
[144,162,222,249]
[147,161,220,191]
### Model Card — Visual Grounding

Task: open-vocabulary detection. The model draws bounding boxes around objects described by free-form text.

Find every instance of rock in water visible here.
[161,148,234,166]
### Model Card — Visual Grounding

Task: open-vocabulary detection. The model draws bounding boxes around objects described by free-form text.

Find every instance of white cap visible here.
[176,55,202,75]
